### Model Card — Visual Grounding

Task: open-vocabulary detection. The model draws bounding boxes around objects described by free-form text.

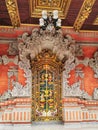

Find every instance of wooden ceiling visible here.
[0,0,98,31]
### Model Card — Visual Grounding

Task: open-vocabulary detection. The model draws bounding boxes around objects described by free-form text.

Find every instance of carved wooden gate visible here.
[31,50,63,121]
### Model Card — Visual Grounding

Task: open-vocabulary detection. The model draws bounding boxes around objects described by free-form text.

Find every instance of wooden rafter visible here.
[5,0,20,27]
[74,0,96,31]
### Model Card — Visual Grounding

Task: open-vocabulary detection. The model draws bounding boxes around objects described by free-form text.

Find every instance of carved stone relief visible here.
[93,87,98,100]
[10,58,32,97]
[1,55,18,65]
[8,42,19,55]
[17,28,76,98]
[75,44,83,56]
[11,80,31,97]
[89,51,98,78]
[7,66,18,90]
[75,57,89,66]
[0,90,12,101]
[18,28,75,62]
[62,58,92,100]
[0,56,2,65]
[0,28,97,100]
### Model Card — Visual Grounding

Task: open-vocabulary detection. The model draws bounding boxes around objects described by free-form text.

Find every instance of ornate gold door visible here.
[31,50,62,121]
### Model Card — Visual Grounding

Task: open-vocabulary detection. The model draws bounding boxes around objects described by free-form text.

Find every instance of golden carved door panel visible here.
[31,50,63,121]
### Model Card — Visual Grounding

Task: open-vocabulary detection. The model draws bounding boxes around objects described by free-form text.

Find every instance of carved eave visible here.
[5,0,20,27]
[74,0,96,31]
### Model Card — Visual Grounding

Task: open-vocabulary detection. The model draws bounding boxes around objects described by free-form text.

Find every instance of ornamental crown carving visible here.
[18,28,75,62]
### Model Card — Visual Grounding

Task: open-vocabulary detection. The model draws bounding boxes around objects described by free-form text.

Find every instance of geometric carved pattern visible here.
[5,0,20,27]
[74,0,96,31]
[30,0,71,19]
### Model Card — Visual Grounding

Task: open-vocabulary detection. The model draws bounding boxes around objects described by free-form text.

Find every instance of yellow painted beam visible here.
[74,0,96,31]
[5,0,20,27]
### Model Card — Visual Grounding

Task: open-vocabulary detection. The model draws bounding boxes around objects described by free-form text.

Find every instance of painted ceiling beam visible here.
[74,0,96,32]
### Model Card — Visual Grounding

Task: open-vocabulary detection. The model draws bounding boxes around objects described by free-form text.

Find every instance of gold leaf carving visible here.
[5,0,20,27]
[74,0,96,31]
[30,0,71,19]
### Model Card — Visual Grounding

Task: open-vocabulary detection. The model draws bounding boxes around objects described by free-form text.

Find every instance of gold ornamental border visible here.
[74,0,96,31]
[30,0,71,19]
[31,50,63,121]
[5,0,20,28]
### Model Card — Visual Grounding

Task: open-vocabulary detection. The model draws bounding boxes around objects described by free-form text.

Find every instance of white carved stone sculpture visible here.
[89,51,98,78]
[17,28,76,99]
[0,90,12,100]
[11,80,31,97]
[18,28,75,62]
[75,44,83,56]
[0,56,2,64]
[2,55,9,65]
[2,55,18,65]
[8,42,18,55]
[63,54,92,99]
[63,78,92,100]
[93,88,98,100]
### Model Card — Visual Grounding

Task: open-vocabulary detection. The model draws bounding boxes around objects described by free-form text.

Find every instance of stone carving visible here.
[2,55,18,65]
[8,67,18,78]
[17,28,76,98]
[0,90,12,101]
[75,68,84,78]
[8,42,18,55]
[0,56,2,64]
[63,77,92,100]
[64,55,76,78]
[18,59,32,87]
[2,55,9,65]
[62,55,76,97]
[0,28,95,100]
[11,80,31,97]
[7,67,18,90]
[0,52,31,98]
[6,47,32,97]
[64,80,82,97]
[0,60,31,98]
[89,51,98,78]
[75,44,83,56]
[14,59,32,97]
[62,52,91,99]
[18,28,75,61]
[75,57,89,66]
[93,87,98,100]
[82,90,92,100]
